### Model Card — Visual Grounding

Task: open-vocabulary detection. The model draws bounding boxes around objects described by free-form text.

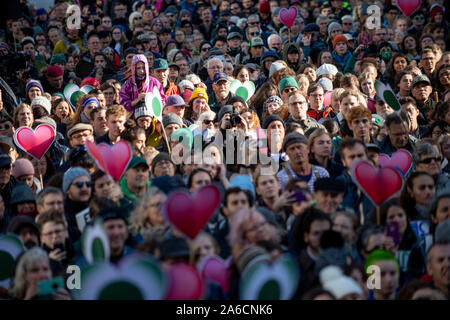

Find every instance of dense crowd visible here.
[0,0,449,300]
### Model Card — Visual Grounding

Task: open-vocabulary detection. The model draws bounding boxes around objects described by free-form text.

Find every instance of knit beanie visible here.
[328,22,342,36]
[269,62,285,78]
[151,152,174,175]
[30,96,51,115]
[262,114,285,130]
[320,266,363,299]
[12,158,35,178]
[333,34,348,49]
[25,80,44,97]
[259,0,271,14]
[63,167,91,192]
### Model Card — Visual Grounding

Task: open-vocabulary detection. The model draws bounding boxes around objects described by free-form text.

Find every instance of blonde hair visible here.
[358,71,375,84]
[9,247,51,300]
[13,103,34,128]
[331,88,345,101]
[129,187,167,235]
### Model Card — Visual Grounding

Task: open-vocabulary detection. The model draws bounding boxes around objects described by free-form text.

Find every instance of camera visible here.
[230,113,242,127]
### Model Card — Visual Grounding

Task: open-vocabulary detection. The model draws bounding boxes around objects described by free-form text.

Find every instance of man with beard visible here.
[63,167,92,242]
[209,72,234,113]
[6,215,40,249]
[263,114,288,166]
[41,65,65,95]
[121,157,150,207]
[277,132,329,192]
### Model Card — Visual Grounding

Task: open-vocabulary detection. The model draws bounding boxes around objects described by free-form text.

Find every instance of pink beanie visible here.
[12,158,35,178]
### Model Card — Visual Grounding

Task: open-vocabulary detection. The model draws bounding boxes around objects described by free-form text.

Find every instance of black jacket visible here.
[64,197,89,243]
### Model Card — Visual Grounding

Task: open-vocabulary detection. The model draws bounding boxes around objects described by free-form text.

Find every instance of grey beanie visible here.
[63,167,91,192]
[31,96,51,115]
[328,22,342,35]
[162,113,183,128]
[217,105,234,123]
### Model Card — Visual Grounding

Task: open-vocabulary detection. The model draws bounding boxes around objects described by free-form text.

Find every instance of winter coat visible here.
[119,54,166,114]
[282,42,302,72]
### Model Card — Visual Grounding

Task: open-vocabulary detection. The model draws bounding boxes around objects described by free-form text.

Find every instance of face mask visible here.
[381,50,392,62]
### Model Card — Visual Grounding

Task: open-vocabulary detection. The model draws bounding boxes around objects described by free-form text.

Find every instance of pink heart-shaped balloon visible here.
[164,185,220,239]
[165,263,204,300]
[397,0,421,17]
[86,140,132,181]
[13,124,55,160]
[379,149,412,176]
[198,255,231,293]
[350,160,404,207]
[279,7,298,28]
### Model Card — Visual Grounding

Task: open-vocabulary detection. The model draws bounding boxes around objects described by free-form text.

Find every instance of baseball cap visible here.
[280,76,299,93]
[213,72,228,84]
[0,152,11,167]
[166,95,186,108]
[249,37,264,47]
[227,32,242,41]
[127,156,149,170]
[314,178,345,193]
[411,75,431,88]
[303,23,320,33]
[154,58,169,70]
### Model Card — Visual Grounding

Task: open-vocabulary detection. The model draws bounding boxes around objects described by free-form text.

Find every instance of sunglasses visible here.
[74,181,93,188]
[203,119,214,125]
[414,16,425,21]
[250,32,260,36]
[0,124,11,130]
[420,156,441,164]
[202,47,211,51]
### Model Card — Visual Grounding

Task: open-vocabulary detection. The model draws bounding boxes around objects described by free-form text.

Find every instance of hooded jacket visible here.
[119,54,166,114]
[282,42,302,72]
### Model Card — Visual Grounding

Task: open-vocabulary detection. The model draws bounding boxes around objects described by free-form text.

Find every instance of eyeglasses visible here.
[155,160,172,168]
[203,119,214,125]
[0,124,11,130]
[74,181,93,188]
[419,156,441,164]
[343,22,352,25]
[42,228,65,237]
[439,71,450,78]
[249,21,260,25]
[250,32,260,36]
[414,16,425,21]
[134,16,143,20]
[202,47,211,52]
[71,132,92,140]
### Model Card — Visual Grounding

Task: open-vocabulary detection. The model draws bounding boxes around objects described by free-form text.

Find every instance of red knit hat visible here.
[259,0,271,14]
[333,34,348,49]
[430,4,444,21]
[46,65,63,77]
[81,77,101,89]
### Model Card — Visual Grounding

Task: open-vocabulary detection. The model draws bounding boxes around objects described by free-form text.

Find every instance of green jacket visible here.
[120,177,151,205]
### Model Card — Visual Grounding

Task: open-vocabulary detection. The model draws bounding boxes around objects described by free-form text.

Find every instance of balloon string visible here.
[160,123,171,154]
[376,207,380,225]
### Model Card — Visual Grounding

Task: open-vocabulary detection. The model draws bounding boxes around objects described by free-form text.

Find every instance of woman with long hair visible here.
[249,82,278,120]
[70,94,100,128]
[400,171,436,222]
[308,128,344,177]
[13,103,34,128]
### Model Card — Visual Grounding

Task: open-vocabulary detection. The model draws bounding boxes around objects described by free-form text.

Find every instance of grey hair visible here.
[316,15,328,24]
[186,74,201,85]
[412,142,439,166]
[9,247,50,299]
[36,187,64,207]
[195,111,216,127]
[207,57,224,69]
[341,15,353,22]
[268,34,281,44]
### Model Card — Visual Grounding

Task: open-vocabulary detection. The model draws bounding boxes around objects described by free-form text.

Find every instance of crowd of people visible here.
[0,0,449,300]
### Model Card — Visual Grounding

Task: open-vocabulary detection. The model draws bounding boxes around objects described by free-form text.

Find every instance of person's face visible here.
[311,134,332,158]
[126,164,150,188]
[416,150,442,177]
[309,87,324,110]
[335,42,348,55]
[94,174,114,198]
[103,88,116,107]
[48,29,61,45]
[146,192,166,227]
[201,8,212,22]
[48,75,63,89]
[107,115,126,139]
[114,4,127,18]
[408,175,435,206]
[388,122,409,149]
[0,121,13,137]
[165,104,185,119]
[286,142,309,166]
[18,107,33,127]
[439,68,450,88]
[341,95,359,117]
[412,14,425,27]
[36,34,46,46]
[421,52,436,72]
[201,115,215,131]
[427,244,450,290]
[137,116,152,131]
[398,74,413,94]
[331,94,340,112]
[55,101,70,120]
[249,45,263,58]
[267,102,281,115]
[104,219,128,255]
[192,234,216,263]
[176,59,189,77]
[224,192,249,218]
[281,86,296,102]
[341,143,367,169]
[333,214,353,243]
[67,175,92,202]
[38,193,64,214]
[245,214,272,244]
[386,205,408,236]
[94,55,107,67]
[212,80,230,100]
[321,52,333,65]
[135,61,146,78]
[256,175,280,199]
[304,220,331,251]
[26,259,52,290]
[342,19,353,32]
[237,68,249,83]
[349,116,371,142]
[133,133,146,153]
[193,98,208,115]
[153,159,174,177]
[269,37,282,52]
[287,51,299,64]
[31,157,46,177]
[361,78,374,95]
[165,123,181,139]
[315,190,344,214]
[267,120,285,147]
[374,29,387,43]
[41,221,67,249]
[432,197,450,225]
[23,43,35,56]
[87,36,101,55]
[112,28,122,42]
[18,226,38,249]
[91,109,107,136]
[154,68,169,85]
[304,67,316,83]
[190,171,212,192]
[247,27,260,40]
[288,93,308,120]
[102,17,112,29]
